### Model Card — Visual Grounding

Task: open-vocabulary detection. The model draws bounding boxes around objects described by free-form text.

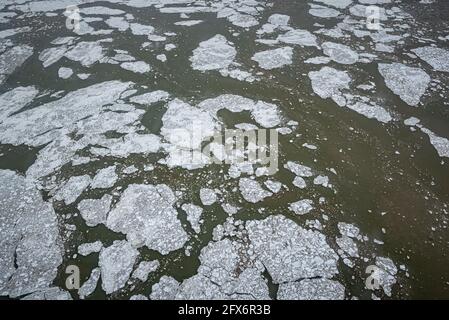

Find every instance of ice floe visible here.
[106,184,188,254]
[412,46,449,73]
[278,278,345,300]
[378,63,430,106]
[99,240,139,294]
[251,47,293,70]
[239,178,272,203]
[78,195,112,227]
[0,170,62,298]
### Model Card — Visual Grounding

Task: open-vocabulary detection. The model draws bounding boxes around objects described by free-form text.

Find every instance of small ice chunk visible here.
[252,47,293,70]
[132,260,160,282]
[200,188,217,205]
[239,178,272,203]
[289,199,314,215]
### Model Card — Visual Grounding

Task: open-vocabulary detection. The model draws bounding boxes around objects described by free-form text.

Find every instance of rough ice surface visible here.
[239,178,272,203]
[264,180,282,193]
[58,67,73,79]
[54,175,91,205]
[309,66,351,106]
[347,102,392,123]
[289,199,314,215]
[0,86,39,121]
[91,166,118,189]
[251,47,293,70]
[322,42,359,65]
[293,176,307,189]
[313,0,352,9]
[129,90,170,105]
[378,63,430,106]
[150,276,180,300]
[420,127,449,158]
[121,61,151,73]
[65,41,104,67]
[375,256,397,296]
[284,161,314,177]
[190,35,236,71]
[152,238,270,300]
[78,241,103,256]
[246,215,339,283]
[0,45,33,84]
[181,203,204,233]
[78,268,101,299]
[309,4,341,18]
[278,278,345,300]
[412,46,449,73]
[277,29,318,47]
[78,195,112,227]
[106,184,188,254]
[99,240,139,294]
[132,261,160,282]
[0,170,62,298]
[200,188,217,206]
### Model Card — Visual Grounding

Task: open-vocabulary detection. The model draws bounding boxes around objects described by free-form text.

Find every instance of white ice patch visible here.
[378,63,430,106]
[251,47,293,70]
[77,195,112,227]
[277,29,318,47]
[412,46,449,73]
[239,178,272,203]
[278,278,345,300]
[120,61,151,74]
[0,86,39,122]
[53,175,91,205]
[289,199,314,215]
[322,42,359,64]
[58,67,73,79]
[190,35,236,71]
[246,215,339,283]
[78,241,103,256]
[0,170,62,298]
[132,260,160,282]
[200,188,217,206]
[181,203,204,233]
[106,184,188,254]
[91,166,118,189]
[99,240,139,294]
[309,66,351,106]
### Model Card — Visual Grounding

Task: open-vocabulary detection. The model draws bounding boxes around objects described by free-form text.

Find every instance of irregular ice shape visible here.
[239,178,272,203]
[190,35,236,71]
[284,161,313,177]
[346,102,392,123]
[378,63,430,106]
[65,41,104,67]
[58,67,73,79]
[200,188,217,206]
[150,276,180,300]
[132,260,160,282]
[174,20,203,26]
[246,215,339,283]
[130,90,169,105]
[91,166,118,189]
[182,203,204,233]
[251,47,293,70]
[78,241,103,256]
[420,127,449,158]
[289,199,314,215]
[412,46,449,73]
[77,195,112,227]
[322,42,358,64]
[54,175,91,205]
[313,0,352,9]
[99,240,139,294]
[309,66,351,106]
[0,170,62,298]
[278,278,345,300]
[277,29,318,47]
[0,86,38,122]
[309,4,341,18]
[0,45,33,83]
[120,61,151,73]
[106,184,188,254]
[78,268,100,299]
